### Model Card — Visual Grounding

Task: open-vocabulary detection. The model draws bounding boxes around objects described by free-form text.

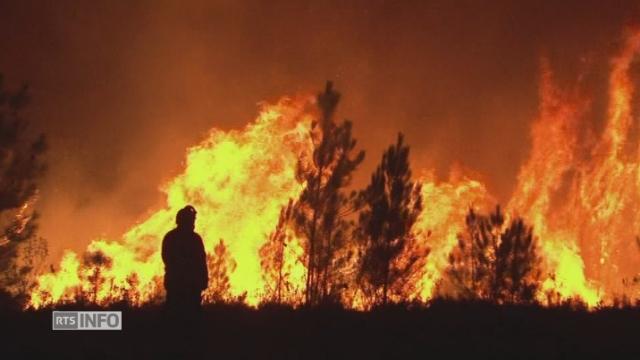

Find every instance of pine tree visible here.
[0,75,47,293]
[446,206,503,300]
[356,133,425,306]
[445,206,541,303]
[494,218,541,303]
[294,81,365,306]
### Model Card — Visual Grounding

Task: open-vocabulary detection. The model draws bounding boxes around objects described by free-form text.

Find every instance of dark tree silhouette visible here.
[260,199,302,303]
[445,206,541,303]
[294,81,365,306]
[356,133,425,306]
[494,218,541,302]
[0,75,47,293]
[3,235,47,303]
[82,250,113,304]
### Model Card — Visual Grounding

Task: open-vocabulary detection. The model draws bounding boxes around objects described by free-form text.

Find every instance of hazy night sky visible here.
[0,0,638,258]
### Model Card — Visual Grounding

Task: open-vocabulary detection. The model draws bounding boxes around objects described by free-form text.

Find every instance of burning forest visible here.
[5,2,640,357]
[0,27,637,312]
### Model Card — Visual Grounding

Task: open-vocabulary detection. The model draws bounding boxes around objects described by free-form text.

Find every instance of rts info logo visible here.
[52,311,122,330]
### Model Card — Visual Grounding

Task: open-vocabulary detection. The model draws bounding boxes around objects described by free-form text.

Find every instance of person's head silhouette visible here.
[176,205,197,231]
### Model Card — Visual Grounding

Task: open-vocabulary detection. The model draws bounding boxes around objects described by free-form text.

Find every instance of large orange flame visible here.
[30,97,314,308]
[509,28,640,306]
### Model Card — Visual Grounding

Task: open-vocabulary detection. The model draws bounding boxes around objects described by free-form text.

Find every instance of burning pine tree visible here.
[356,133,426,307]
[294,81,365,306]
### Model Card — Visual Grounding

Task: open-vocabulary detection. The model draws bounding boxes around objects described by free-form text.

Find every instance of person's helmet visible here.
[176,205,197,228]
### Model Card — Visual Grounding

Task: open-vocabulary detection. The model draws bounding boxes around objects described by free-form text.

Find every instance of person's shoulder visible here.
[164,228,180,240]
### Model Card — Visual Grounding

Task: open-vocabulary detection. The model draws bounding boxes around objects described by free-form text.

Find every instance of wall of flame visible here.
[28,28,640,309]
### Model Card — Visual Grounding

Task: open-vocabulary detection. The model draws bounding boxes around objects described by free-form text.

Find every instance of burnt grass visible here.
[2,298,640,359]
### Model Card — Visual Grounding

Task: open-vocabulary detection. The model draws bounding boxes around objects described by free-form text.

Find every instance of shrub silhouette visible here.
[444,206,541,303]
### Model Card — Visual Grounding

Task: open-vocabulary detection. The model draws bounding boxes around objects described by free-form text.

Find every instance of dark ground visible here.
[2,299,639,359]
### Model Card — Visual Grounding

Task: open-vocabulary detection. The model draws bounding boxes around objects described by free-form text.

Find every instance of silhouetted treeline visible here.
[276,82,545,308]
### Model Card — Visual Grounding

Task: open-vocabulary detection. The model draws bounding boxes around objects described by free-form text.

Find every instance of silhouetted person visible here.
[162,205,208,315]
